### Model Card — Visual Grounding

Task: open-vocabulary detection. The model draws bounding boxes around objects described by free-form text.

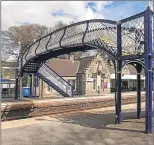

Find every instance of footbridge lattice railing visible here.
[19,10,151,74]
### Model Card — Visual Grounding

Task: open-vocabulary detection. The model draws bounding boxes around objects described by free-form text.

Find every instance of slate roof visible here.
[47,56,144,77]
[127,65,137,75]
[47,59,80,77]
[127,64,144,75]
[47,56,95,76]
[77,56,94,73]
[109,64,144,75]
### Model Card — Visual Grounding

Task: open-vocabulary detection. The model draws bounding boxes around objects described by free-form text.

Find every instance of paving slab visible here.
[2,102,152,145]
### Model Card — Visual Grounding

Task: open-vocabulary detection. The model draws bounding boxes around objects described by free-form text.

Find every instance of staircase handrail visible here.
[41,63,74,89]
[37,71,73,97]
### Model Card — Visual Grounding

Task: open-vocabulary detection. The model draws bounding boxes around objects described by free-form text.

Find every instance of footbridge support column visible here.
[136,64,142,119]
[34,73,38,98]
[116,20,122,124]
[19,77,22,99]
[116,61,122,124]
[144,6,153,134]
[29,74,32,97]
[15,77,18,99]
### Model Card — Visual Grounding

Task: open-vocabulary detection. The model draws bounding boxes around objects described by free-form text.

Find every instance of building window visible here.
[101,73,105,90]
[72,80,76,89]
[92,73,96,90]
[92,73,96,78]
[3,69,10,79]
[98,71,101,75]
[93,80,96,90]
[78,75,82,94]
[101,79,103,89]
[48,85,50,91]
[67,79,76,90]
[9,69,15,79]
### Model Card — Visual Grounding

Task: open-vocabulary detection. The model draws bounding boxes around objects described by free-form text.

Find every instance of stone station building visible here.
[41,54,144,97]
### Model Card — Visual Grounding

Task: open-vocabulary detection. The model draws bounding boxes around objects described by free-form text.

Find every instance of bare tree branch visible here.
[1,24,48,60]
[2,21,89,61]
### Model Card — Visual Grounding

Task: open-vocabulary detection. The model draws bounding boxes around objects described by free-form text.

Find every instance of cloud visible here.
[1,1,151,31]
[16,21,32,25]
[1,1,152,61]
[1,1,113,30]
[100,1,151,20]
[85,2,97,13]
[51,9,67,17]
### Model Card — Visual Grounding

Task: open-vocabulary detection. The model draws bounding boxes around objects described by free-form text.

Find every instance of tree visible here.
[1,21,90,61]
[51,21,67,31]
[1,24,49,60]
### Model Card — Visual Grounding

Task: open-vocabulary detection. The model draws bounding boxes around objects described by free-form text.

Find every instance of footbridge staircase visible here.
[37,63,73,97]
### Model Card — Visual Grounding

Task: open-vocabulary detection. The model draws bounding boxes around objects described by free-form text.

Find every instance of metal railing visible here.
[38,64,73,97]
[20,14,148,73]
[21,19,117,68]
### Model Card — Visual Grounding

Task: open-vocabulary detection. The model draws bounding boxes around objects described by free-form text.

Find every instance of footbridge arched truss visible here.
[122,59,145,69]
[21,19,117,73]
[19,10,147,74]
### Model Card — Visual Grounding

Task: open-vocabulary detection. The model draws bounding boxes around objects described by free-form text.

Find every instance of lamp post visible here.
[18,41,23,99]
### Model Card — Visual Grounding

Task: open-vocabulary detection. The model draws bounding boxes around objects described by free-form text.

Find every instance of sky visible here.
[1,1,153,30]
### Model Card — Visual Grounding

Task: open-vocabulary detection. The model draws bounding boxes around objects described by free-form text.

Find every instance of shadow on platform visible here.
[36,110,147,134]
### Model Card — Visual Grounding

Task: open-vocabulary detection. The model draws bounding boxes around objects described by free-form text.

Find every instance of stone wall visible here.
[1,95,145,121]
[85,55,110,95]
[76,74,85,95]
